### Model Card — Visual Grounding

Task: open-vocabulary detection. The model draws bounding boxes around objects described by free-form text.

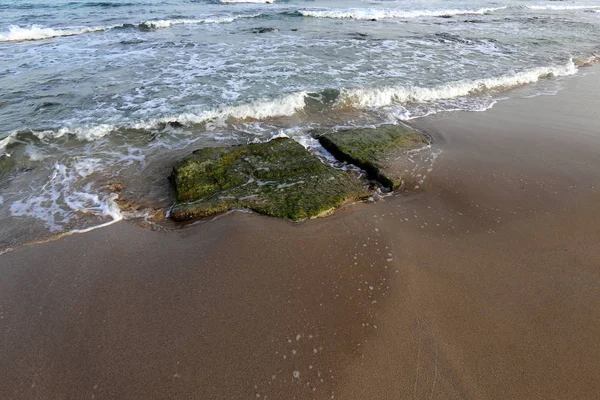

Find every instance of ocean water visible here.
[1,0,599,251]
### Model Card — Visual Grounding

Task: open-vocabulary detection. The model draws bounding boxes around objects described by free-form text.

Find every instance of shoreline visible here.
[2,66,600,399]
[0,61,596,257]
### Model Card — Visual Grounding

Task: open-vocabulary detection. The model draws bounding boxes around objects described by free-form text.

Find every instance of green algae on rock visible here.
[317,124,429,191]
[170,138,369,222]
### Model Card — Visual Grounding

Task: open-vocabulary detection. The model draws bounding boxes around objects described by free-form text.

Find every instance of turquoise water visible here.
[1,0,599,250]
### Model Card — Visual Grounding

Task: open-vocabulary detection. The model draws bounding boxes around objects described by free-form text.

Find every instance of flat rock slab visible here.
[317,124,429,190]
[170,137,369,222]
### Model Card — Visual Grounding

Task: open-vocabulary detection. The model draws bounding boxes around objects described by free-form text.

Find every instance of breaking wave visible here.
[139,13,261,29]
[0,1,151,10]
[298,7,507,20]
[0,12,263,42]
[219,0,274,3]
[78,1,140,7]
[0,59,582,149]
[526,5,600,11]
[335,60,578,109]
[0,92,308,148]
[145,60,577,124]
[0,135,11,155]
[0,24,113,42]
[136,91,309,128]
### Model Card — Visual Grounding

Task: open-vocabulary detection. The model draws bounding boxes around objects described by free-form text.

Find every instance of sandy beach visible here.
[2,67,600,399]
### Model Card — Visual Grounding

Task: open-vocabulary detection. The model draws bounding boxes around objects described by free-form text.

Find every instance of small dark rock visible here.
[168,121,184,128]
[350,32,369,40]
[251,27,279,34]
[108,182,125,192]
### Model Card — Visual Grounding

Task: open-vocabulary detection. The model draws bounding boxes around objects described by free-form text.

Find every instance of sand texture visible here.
[1,68,600,399]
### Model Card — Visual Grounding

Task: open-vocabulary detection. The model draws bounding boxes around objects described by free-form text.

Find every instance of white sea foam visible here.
[10,159,122,232]
[526,5,600,11]
[29,124,116,142]
[1,92,304,146]
[64,192,123,233]
[133,91,308,129]
[220,0,274,3]
[298,7,506,20]
[140,13,259,29]
[192,91,308,121]
[6,60,581,144]
[1,13,260,41]
[336,60,578,109]
[0,195,4,206]
[0,134,13,155]
[575,55,600,67]
[0,24,112,42]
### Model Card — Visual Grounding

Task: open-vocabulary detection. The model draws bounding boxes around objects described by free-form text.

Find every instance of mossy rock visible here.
[170,137,369,222]
[317,124,429,190]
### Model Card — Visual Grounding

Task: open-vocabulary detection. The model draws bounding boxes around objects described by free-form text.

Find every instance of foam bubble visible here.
[24,145,48,162]
[299,7,506,20]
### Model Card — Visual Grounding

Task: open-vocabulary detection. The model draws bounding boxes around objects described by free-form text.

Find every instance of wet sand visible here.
[2,68,600,399]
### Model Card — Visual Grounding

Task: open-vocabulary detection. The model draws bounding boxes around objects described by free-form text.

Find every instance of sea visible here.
[1,0,599,252]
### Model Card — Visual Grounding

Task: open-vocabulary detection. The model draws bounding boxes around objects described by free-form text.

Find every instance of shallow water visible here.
[1,0,599,250]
